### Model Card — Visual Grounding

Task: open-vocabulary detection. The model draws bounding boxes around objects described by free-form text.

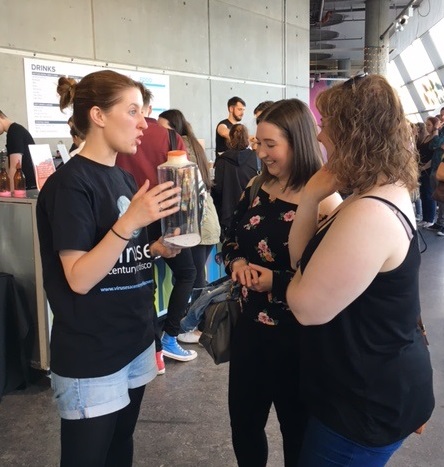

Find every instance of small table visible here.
[0,273,32,399]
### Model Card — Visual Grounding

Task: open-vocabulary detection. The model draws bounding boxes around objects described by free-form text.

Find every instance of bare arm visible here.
[287,197,411,325]
[289,167,342,268]
[217,123,230,140]
[59,180,181,294]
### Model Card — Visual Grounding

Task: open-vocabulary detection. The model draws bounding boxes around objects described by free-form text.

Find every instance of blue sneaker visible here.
[161,333,197,362]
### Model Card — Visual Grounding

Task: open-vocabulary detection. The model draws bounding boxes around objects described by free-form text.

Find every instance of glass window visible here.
[387,61,404,90]
[413,72,444,111]
[429,18,444,64]
[399,39,434,81]
[397,86,418,115]
[406,113,422,124]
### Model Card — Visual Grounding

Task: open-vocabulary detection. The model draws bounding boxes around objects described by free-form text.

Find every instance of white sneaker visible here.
[177,331,201,344]
[418,221,434,228]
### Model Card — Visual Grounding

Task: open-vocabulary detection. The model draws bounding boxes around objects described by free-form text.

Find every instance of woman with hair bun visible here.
[37,70,181,466]
[287,74,434,466]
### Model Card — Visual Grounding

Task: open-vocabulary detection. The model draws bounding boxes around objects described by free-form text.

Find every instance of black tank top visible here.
[215,119,233,154]
[299,196,434,446]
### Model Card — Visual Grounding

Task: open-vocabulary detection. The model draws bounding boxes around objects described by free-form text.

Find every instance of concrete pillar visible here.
[364,0,390,75]
[338,59,351,78]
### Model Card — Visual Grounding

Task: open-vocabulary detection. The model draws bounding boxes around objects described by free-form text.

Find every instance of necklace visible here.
[276,179,287,192]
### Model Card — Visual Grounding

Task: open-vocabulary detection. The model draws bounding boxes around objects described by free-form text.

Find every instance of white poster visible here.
[24,58,170,139]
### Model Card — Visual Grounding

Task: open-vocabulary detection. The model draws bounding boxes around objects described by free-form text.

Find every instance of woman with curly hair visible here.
[286,74,434,466]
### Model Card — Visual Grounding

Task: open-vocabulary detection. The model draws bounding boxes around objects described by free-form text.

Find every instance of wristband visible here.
[110,227,131,242]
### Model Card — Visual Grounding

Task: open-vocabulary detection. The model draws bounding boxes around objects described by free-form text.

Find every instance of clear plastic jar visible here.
[157,150,201,247]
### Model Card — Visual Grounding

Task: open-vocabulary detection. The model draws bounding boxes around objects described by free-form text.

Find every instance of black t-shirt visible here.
[6,122,36,189]
[299,197,434,446]
[37,155,155,378]
[215,119,233,155]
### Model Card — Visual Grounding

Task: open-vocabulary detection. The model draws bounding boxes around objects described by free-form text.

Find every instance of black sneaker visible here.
[437,227,444,237]
[426,223,442,231]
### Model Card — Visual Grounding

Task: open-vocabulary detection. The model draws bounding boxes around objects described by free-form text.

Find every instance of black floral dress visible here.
[223,185,307,465]
[222,185,298,327]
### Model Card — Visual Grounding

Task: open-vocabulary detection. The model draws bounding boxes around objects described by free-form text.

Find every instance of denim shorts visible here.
[51,343,156,420]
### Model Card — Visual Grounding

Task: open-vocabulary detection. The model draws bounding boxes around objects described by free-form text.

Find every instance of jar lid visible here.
[167,150,187,157]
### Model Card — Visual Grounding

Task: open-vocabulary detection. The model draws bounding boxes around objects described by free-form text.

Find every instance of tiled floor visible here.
[1,228,443,466]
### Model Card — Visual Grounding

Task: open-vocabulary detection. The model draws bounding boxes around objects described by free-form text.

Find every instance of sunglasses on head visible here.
[343,73,368,89]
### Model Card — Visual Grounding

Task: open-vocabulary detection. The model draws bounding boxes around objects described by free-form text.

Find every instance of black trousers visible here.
[229,315,307,467]
[191,244,214,289]
[162,248,197,336]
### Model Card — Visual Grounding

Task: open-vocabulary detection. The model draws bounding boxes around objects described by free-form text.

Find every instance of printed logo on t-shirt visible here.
[102,195,154,287]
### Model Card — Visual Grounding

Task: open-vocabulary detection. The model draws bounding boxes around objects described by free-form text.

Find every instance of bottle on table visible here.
[0,152,11,197]
[13,161,26,198]
[157,150,201,248]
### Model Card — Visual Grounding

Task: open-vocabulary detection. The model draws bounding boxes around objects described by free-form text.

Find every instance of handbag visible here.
[432,180,444,203]
[199,281,242,364]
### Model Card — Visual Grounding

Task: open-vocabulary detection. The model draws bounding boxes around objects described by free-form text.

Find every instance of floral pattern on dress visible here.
[244,215,264,230]
[251,196,261,208]
[222,186,297,327]
[279,210,295,222]
[256,310,279,326]
[257,238,276,262]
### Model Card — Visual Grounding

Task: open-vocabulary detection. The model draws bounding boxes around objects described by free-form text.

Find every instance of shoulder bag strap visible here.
[168,129,177,151]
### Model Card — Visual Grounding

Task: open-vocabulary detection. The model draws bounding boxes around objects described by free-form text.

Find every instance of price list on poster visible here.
[24,58,170,139]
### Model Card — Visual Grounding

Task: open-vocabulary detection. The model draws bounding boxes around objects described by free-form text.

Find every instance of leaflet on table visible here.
[28,144,56,191]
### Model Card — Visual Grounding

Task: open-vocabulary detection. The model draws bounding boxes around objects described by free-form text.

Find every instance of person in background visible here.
[439,107,444,135]
[69,124,85,158]
[158,109,221,343]
[0,110,36,189]
[67,117,78,153]
[250,101,275,151]
[215,96,246,156]
[425,116,444,235]
[223,99,341,466]
[286,74,434,466]
[36,70,182,467]
[116,87,198,366]
[253,101,274,121]
[416,120,436,227]
[212,123,259,240]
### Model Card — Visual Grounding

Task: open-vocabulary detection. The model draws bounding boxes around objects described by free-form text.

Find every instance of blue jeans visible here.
[180,280,231,332]
[298,417,404,467]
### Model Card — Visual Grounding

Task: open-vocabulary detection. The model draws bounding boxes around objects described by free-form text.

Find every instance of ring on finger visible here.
[159,202,163,212]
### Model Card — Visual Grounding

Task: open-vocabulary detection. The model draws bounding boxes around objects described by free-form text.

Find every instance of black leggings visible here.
[229,317,307,467]
[163,248,197,336]
[191,244,214,288]
[60,385,145,467]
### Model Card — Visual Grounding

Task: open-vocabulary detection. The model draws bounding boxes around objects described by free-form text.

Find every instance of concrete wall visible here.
[0,0,310,158]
